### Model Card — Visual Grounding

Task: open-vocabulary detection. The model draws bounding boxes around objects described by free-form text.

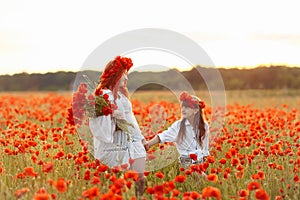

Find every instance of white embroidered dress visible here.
[158,119,209,162]
[89,89,146,167]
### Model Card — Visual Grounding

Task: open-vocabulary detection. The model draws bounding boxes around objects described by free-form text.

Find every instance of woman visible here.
[89,56,146,196]
[145,91,209,168]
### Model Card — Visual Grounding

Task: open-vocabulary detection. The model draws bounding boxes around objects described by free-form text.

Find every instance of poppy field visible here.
[0,90,299,200]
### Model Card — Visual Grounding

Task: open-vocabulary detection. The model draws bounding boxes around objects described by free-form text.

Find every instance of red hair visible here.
[96,56,133,100]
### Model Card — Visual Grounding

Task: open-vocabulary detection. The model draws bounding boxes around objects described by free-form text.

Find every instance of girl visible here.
[145,91,209,168]
[89,56,146,196]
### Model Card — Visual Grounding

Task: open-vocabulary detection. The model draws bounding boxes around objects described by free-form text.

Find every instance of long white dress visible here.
[89,89,146,167]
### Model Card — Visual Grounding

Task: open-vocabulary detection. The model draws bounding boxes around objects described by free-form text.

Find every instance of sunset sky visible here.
[1,0,299,75]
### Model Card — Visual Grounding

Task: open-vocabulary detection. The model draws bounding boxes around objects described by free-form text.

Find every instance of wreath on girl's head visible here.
[179,91,205,109]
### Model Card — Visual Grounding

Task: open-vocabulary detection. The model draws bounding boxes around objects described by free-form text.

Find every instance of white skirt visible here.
[94,131,146,167]
[129,140,146,160]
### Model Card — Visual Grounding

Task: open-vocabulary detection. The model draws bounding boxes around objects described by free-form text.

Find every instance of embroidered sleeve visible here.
[158,120,180,143]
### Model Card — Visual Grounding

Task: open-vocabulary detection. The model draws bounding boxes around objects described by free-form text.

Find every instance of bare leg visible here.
[131,157,146,198]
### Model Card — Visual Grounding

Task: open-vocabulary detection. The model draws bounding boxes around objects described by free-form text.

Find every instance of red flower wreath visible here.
[179,91,205,109]
[101,56,132,80]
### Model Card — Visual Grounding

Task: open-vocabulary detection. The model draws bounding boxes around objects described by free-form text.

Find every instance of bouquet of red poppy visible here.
[67,81,133,133]
[87,88,116,118]
[67,82,111,125]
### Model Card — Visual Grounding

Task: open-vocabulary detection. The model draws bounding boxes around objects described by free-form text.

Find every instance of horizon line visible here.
[1,63,300,76]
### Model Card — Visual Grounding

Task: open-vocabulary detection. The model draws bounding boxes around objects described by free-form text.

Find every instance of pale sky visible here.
[1,0,300,75]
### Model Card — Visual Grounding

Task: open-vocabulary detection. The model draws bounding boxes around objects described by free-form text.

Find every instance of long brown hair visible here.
[97,60,129,100]
[177,99,206,147]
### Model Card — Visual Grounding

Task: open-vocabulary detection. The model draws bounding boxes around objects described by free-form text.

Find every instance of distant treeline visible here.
[0,65,299,91]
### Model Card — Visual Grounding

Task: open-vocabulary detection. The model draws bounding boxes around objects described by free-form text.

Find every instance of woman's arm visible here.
[89,115,115,143]
[89,89,115,143]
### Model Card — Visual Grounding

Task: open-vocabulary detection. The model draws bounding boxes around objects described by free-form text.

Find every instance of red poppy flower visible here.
[144,171,150,176]
[255,189,270,200]
[207,173,218,182]
[219,158,227,164]
[202,186,221,200]
[33,187,50,200]
[83,170,91,180]
[146,187,155,194]
[190,191,201,199]
[238,189,249,197]
[103,93,109,101]
[154,185,164,194]
[189,153,197,161]
[94,88,103,96]
[236,170,244,179]
[247,181,261,191]
[81,186,100,199]
[15,188,30,198]
[55,178,67,193]
[206,156,215,163]
[113,178,126,190]
[258,171,265,180]
[124,170,138,182]
[97,164,108,172]
[231,158,239,166]
[172,189,180,197]
[42,162,54,173]
[155,172,164,179]
[294,175,299,183]
[33,193,51,200]
[175,175,186,183]
[251,174,260,180]
[24,167,38,177]
[16,173,26,179]
[126,181,132,189]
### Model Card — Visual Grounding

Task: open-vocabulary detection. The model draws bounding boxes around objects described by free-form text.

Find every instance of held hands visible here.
[142,135,160,151]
